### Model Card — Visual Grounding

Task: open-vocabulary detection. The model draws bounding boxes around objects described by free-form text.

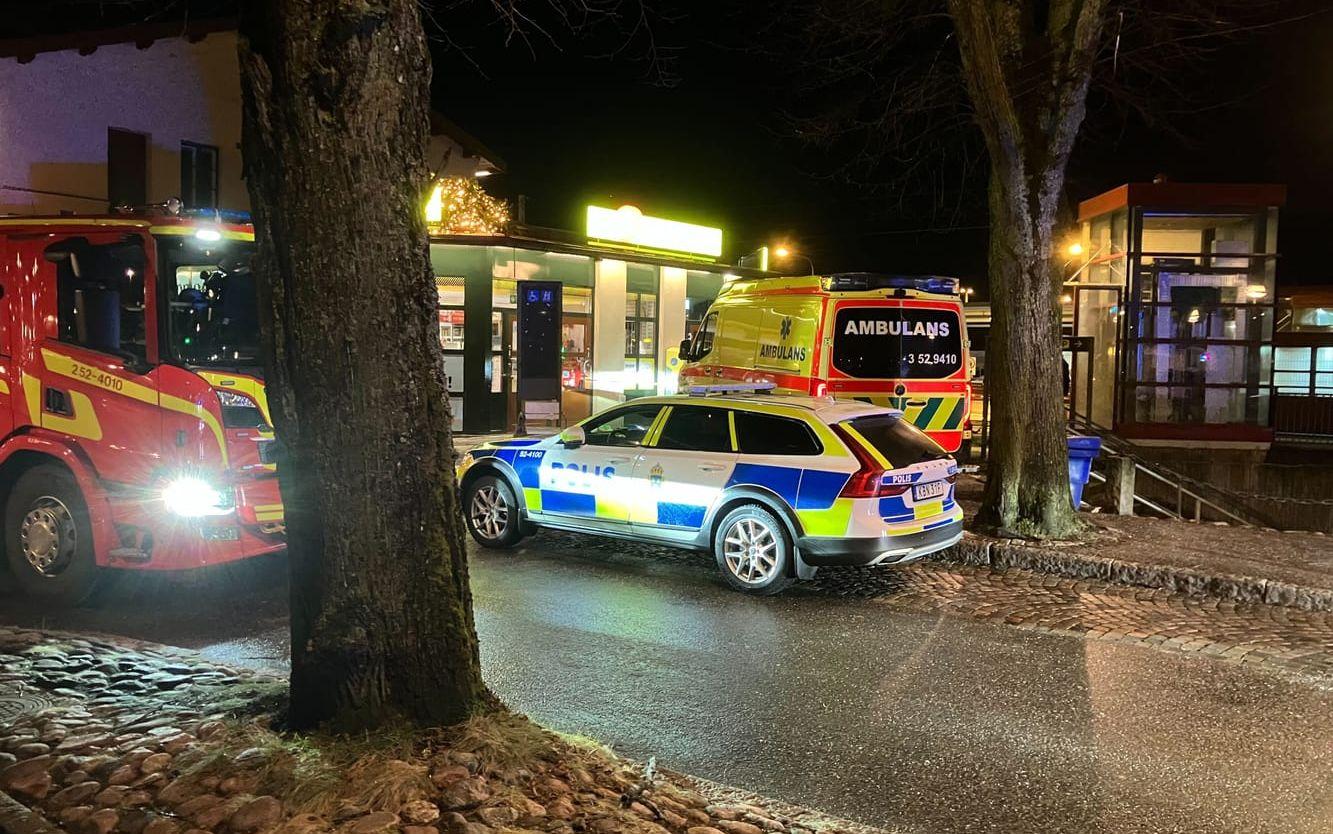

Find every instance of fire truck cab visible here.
[0,210,283,602]
[678,273,972,453]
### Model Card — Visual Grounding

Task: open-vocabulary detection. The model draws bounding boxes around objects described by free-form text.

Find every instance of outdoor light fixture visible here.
[1066,241,1084,257]
[1061,293,1073,305]
[475,169,494,178]
[162,476,232,517]
[771,243,813,273]
[1245,284,1268,300]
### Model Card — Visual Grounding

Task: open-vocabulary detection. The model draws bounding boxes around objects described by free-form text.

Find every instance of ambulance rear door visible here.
[825,298,969,450]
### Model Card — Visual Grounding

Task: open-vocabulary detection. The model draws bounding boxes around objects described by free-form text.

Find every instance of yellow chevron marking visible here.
[0,379,8,395]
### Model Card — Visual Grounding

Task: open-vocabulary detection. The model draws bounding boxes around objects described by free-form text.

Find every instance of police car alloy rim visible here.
[723,517,780,584]
[469,485,509,540]
[19,496,78,577]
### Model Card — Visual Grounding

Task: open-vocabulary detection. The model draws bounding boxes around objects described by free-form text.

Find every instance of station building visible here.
[1067,181,1285,446]
[430,206,757,434]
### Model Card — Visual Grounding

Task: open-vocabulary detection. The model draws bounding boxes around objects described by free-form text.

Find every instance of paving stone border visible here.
[932,533,1333,613]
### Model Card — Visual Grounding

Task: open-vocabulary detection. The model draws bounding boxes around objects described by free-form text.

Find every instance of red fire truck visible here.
[0,208,283,602]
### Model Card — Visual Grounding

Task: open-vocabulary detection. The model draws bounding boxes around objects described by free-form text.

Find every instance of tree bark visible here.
[946,0,1107,538]
[236,0,493,730]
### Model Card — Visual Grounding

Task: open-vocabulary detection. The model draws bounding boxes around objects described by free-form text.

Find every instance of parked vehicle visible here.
[457,383,963,594]
[678,273,973,454]
[0,207,283,602]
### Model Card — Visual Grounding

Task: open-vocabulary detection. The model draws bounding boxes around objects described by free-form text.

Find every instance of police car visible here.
[457,383,964,594]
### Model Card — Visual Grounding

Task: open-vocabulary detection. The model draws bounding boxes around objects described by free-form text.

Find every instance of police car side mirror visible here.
[559,426,586,448]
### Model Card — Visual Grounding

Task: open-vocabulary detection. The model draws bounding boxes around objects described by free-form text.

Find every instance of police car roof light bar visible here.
[685,382,778,396]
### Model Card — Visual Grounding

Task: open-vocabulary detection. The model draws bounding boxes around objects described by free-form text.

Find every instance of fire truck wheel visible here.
[713,504,794,595]
[464,475,525,549]
[3,464,100,605]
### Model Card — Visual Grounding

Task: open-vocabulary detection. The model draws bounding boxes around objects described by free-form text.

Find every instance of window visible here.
[692,311,718,358]
[180,142,219,209]
[49,236,148,362]
[832,306,964,379]
[624,264,658,392]
[583,404,663,447]
[735,412,821,455]
[107,128,147,208]
[158,235,257,366]
[655,406,732,453]
[843,414,947,468]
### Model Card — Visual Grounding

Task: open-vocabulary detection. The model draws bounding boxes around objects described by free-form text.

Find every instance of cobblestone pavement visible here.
[539,530,1333,681]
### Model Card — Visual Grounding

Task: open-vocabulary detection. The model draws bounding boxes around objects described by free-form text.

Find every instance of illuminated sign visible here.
[586,205,723,259]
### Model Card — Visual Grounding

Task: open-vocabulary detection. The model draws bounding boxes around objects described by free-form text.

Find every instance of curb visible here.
[931,532,1333,613]
[0,791,61,834]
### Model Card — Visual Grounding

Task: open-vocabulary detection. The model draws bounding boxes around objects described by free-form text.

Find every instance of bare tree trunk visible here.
[237,0,493,729]
[947,0,1106,538]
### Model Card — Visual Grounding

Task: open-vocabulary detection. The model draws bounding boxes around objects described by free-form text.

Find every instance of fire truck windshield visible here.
[156,234,260,368]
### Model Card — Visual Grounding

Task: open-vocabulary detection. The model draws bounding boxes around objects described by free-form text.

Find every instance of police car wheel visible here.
[464,475,524,549]
[3,464,100,605]
[714,505,794,595]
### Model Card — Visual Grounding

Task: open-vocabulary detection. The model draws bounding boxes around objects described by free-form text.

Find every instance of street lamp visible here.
[772,243,814,274]
[959,286,976,303]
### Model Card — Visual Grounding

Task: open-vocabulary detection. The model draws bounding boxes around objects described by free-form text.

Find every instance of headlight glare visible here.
[162,477,232,517]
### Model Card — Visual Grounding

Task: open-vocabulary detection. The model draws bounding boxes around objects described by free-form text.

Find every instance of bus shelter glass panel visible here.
[1073,287,1120,429]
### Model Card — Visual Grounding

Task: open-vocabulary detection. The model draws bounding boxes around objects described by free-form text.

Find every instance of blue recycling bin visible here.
[1067,435,1102,509]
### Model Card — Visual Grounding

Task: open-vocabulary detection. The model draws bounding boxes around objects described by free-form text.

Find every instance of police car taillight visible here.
[831,424,910,498]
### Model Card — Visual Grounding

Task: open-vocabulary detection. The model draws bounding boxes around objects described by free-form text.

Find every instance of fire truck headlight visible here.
[162,477,232,517]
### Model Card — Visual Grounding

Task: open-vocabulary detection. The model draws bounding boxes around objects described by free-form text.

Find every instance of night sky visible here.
[430,1,1333,294]
[13,1,1333,293]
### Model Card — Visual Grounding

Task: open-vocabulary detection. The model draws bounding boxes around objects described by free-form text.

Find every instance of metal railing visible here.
[1069,413,1272,527]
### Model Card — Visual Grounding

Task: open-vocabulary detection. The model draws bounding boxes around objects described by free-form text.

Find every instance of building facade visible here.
[431,224,752,434]
[0,21,498,216]
[1070,182,1285,446]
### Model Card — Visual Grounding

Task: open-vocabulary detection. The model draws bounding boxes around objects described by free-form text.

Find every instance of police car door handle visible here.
[698,463,726,472]
[607,456,633,464]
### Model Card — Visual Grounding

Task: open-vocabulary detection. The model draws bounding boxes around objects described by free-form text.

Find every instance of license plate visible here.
[913,480,946,501]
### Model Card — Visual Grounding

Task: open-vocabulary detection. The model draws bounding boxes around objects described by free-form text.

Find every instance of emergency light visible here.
[684,382,778,396]
[825,273,960,295]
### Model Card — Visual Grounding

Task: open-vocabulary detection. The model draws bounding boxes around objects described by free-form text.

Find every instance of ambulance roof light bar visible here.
[684,382,778,396]
[825,273,960,295]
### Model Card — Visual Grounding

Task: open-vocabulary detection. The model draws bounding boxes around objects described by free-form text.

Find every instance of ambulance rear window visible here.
[832,306,962,379]
[845,414,948,468]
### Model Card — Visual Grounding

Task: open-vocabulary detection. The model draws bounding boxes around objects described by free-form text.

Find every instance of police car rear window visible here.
[734,412,822,456]
[846,414,948,468]
[832,306,963,379]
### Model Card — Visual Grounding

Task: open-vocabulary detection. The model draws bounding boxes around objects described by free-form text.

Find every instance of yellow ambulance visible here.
[678,273,972,453]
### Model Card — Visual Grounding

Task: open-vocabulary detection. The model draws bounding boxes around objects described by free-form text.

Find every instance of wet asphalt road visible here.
[2,535,1330,834]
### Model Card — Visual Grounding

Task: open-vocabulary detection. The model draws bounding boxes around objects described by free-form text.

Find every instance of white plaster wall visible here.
[591,258,627,412]
[657,266,686,394]
[0,32,247,214]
